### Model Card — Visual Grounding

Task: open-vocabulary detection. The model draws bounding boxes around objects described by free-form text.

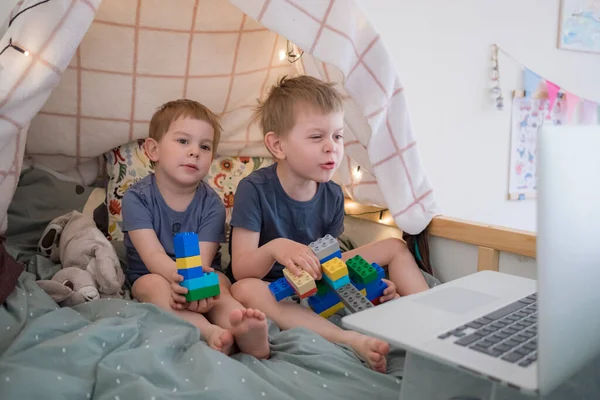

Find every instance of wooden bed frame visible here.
[345,201,536,273]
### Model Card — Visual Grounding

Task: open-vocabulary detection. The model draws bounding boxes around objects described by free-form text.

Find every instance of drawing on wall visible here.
[508,96,566,200]
[559,0,600,53]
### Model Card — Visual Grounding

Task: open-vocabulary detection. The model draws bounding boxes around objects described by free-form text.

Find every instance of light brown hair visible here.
[149,99,222,156]
[255,75,344,137]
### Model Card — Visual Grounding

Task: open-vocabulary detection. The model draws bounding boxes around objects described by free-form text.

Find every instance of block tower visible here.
[174,232,220,302]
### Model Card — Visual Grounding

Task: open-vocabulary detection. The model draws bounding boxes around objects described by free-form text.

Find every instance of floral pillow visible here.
[104,139,273,241]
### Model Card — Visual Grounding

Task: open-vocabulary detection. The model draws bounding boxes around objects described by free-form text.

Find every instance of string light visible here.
[378,210,384,223]
[0,39,29,57]
[1,0,51,59]
[352,165,362,179]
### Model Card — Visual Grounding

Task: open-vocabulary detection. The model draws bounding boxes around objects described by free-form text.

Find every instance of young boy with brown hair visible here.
[229,76,430,373]
[122,99,269,359]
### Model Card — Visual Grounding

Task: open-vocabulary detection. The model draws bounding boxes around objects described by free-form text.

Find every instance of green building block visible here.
[316,279,330,296]
[186,284,220,302]
[346,255,377,284]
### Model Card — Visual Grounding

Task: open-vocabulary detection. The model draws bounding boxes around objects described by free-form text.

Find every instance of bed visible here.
[0,165,410,399]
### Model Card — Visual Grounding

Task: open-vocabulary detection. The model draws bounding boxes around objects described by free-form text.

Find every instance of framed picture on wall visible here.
[558,0,600,53]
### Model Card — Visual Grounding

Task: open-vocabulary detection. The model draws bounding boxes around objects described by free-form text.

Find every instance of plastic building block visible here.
[335,283,374,313]
[269,277,296,301]
[283,268,317,297]
[320,250,342,264]
[319,303,344,319]
[308,288,343,314]
[299,287,317,299]
[174,232,200,258]
[371,297,381,306]
[352,277,388,302]
[322,258,349,281]
[322,273,350,290]
[186,284,220,302]
[371,262,385,280]
[346,255,377,284]
[180,272,219,291]
[176,255,203,270]
[178,267,204,280]
[309,234,340,261]
[316,279,330,296]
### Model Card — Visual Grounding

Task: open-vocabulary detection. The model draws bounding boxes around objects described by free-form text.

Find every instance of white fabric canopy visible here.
[0,0,439,235]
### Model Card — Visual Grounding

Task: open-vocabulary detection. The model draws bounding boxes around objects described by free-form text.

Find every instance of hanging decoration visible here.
[493,44,600,201]
[490,45,504,110]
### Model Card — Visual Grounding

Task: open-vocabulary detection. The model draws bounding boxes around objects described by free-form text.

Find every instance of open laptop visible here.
[342,125,600,396]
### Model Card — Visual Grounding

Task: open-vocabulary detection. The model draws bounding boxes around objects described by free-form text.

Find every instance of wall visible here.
[356,0,600,232]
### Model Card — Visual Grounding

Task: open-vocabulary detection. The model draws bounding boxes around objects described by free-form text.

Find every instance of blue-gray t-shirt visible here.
[229,163,345,281]
[122,174,225,282]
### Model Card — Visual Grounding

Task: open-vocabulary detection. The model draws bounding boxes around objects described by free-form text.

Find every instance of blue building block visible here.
[177,267,204,280]
[371,262,385,280]
[174,232,200,258]
[308,289,342,314]
[320,250,342,264]
[180,271,219,291]
[268,277,295,301]
[322,273,350,290]
[352,277,388,302]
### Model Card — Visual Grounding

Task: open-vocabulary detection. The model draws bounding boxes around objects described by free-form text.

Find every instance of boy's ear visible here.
[264,131,285,160]
[144,138,160,162]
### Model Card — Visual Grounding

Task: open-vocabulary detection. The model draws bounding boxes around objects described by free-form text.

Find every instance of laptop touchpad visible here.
[415,287,499,314]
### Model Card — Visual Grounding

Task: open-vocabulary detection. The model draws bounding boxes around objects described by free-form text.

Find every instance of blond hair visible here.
[255,75,344,137]
[149,99,222,156]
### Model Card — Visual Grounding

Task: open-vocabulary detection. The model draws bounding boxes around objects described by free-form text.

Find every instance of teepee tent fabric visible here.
[0,0,439,236]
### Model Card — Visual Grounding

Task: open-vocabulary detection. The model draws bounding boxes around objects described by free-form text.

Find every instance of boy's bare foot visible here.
[229,308,270,359]
[347,332,389,373]
[206,326,235,355]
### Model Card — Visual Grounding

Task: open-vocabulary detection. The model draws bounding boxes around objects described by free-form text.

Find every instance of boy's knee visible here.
[132,273,170,305]
[230,278,266,304]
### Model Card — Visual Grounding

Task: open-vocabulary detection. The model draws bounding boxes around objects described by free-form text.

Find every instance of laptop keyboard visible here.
[437,293,538,367]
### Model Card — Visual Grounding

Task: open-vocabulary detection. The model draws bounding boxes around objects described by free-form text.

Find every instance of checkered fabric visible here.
[0,0,439,237]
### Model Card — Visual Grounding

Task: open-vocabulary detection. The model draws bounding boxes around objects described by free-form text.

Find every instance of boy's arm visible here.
[230,227,278,280]
[128,229,177,280]
[231,228,321,280]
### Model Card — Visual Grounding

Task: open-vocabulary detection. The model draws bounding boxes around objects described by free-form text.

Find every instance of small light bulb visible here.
[279,50,286,61]
[353,166,362,179]
[23,50,29,56]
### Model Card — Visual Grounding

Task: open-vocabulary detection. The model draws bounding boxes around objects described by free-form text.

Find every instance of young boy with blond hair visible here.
[122,99,269,359]
[229,76,430,373]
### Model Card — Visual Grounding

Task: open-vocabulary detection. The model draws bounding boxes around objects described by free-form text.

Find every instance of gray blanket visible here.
[0,272,406,399]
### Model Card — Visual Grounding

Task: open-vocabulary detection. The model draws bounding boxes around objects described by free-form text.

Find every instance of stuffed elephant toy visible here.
[38,211,125,297]
[36,267,100,307]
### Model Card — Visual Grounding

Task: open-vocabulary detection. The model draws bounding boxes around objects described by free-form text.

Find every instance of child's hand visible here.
[170,272,188,310]
[186,297,216,314]
[379,279,400,303]
[272,238,321,280]
[169,271,218,313]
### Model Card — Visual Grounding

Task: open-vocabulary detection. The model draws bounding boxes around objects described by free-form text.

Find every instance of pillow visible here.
[104,140,273,241]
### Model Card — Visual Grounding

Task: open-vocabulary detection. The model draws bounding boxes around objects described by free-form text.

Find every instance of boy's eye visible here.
[310,135,322,140]
[201,145,211,151]
[177,139,188,144]
[335,134,344,140]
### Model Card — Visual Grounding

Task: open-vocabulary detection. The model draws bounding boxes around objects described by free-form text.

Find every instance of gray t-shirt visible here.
[229,163,345,281]
[122,174,225,282]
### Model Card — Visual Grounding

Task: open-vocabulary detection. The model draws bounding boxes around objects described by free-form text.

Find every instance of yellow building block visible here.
[176,255,202,270]
[319,302,344,319]
[360,289,366,297]
[283,268,316,296]
[322,258,349,281]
